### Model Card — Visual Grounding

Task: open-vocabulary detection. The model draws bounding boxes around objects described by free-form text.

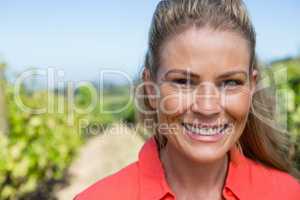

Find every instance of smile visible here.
[182,123,230,136]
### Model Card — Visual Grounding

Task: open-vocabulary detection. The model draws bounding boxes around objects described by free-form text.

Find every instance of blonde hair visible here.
[136,0,300,179]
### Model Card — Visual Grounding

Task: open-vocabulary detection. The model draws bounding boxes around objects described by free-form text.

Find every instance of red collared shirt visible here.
[75,137,300,200]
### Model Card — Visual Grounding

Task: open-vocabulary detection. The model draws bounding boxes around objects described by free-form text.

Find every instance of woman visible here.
[75,0,300,199]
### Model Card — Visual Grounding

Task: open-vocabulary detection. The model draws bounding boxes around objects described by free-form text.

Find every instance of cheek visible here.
[223,90,252,121]
[159,88,193,116]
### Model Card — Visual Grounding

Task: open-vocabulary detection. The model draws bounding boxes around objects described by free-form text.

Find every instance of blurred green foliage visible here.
[0,86,82,200]
[0,74,135,199]
[270,57,300,169]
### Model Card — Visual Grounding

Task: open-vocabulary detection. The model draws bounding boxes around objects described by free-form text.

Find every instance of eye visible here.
[222,79,243,88]
[172,78,194,85]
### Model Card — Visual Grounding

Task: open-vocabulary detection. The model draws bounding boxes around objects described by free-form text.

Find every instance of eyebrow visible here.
[164,69,199,78]
[164,69,248,79]
[218,70,248,79]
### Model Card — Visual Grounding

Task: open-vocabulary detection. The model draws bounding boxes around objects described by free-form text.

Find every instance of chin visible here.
[184,143,230,163]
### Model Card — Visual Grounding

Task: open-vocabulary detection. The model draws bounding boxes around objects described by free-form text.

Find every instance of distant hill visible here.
[270,56,300,66]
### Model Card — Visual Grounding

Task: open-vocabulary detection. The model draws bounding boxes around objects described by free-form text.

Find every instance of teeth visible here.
[184,124,226,136]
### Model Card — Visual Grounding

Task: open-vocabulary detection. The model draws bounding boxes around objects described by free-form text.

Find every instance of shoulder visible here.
[246,158,300,198]
[74,162,140,200]
[267,168,300,198]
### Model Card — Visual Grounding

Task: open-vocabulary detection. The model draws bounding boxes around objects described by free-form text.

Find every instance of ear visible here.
[143,68,159,109]
[250,69,257,96]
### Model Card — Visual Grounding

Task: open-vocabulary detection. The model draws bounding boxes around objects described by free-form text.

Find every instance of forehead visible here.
[158,27,250,76]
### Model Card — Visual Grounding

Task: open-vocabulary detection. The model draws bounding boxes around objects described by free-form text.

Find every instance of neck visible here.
[160,143,229,198]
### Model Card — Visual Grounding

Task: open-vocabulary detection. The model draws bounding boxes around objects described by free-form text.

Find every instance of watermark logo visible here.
[12,65,291,135]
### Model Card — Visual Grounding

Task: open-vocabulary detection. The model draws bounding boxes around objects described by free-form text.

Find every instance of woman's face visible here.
[145,27,256,163]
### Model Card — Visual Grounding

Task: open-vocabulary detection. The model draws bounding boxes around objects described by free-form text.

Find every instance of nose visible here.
[191,82,222,116]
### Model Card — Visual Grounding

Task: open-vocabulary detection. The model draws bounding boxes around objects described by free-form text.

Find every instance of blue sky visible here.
[0,0,299,81]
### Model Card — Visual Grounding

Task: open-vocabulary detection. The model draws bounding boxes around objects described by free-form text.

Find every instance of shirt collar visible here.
[138,137,174,200]
[224,144,252,200]
[138,137,251,200]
